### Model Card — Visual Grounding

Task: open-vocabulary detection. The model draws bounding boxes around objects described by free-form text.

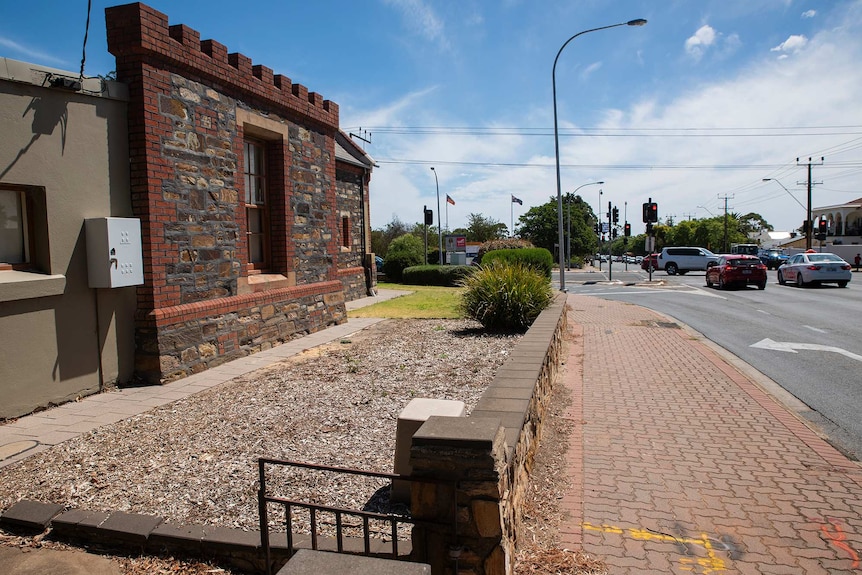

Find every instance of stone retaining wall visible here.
[409,292,568,574]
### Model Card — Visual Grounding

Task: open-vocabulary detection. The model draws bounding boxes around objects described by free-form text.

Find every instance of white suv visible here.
[658,247,719,275]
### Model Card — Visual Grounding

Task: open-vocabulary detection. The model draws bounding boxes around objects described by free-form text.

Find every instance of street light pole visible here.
[566,181,604,270]
[553,19,646,291]
[431,167,443,265]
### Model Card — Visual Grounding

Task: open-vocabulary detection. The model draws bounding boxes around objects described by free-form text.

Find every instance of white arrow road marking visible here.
[751,338,862,362]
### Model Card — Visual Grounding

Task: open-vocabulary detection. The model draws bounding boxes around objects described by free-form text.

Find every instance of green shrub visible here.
[476,238,533,261]
[384,234,424,282]
[459,260,553,332]
[402,265,475,286]
[481,248,554,278]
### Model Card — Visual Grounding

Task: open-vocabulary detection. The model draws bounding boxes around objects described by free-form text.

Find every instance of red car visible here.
[641,253,659,271]
[705,255,767,290]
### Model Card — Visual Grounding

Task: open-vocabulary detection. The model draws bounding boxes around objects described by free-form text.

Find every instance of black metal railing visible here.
[258,457,457,575]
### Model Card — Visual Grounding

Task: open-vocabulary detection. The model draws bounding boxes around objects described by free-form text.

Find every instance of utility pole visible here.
[797,156,824,251]
[718,194,734,253]
[682,212,696,221]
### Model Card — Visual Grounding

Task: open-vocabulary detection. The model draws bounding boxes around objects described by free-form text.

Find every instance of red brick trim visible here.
[337,266,364,277]
[106,3,338,131]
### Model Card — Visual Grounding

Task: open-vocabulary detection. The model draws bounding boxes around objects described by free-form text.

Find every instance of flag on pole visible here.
[511,195,523,205]
[446,195,455,205]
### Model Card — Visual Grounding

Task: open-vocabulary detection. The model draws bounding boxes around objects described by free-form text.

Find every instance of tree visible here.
[738,212,773,237]
[517,195,597,259]
[384,233,424,281]
[371,216,411,257]
[464,213,508,242]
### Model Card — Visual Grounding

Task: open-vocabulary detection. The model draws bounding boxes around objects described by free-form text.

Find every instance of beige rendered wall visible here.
[0,59,134,419]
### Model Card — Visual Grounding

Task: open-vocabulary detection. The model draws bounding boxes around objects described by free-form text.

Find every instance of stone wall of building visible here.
[105,2,367,384]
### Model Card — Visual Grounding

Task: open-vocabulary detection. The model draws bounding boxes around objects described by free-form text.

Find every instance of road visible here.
[558,265,862,461]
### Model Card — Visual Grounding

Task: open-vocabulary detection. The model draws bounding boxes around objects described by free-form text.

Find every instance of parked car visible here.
[657,247,719,275]
[777,252,852,288]
[759,249,789,270]
[705,255,767,290]
[641,253,659,271]
[375,255,385,274]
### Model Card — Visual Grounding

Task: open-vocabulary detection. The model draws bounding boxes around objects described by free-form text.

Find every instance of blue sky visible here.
[3,0,862,235]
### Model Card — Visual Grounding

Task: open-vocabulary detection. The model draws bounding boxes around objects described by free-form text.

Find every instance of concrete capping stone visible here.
[200,525,261,553]
[0,500,64,532]
[147,522,206,554]
[412,416,503,449]
[99,511,165,547]
[51,508,110,539]
[276,549,430,575]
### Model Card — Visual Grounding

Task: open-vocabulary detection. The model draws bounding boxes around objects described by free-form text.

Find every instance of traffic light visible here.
[612,207,619,224]
[424,208,433,226]
[802,220,809,234]
[612,228,618,239]
[818,219,828,234]
[643,202,658,223]
[624,222,631,237]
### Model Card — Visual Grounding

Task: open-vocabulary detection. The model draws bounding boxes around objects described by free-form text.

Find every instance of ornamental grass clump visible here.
[459,260,553,332]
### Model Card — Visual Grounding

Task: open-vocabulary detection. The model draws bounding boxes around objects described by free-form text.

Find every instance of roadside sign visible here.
[646,236,655,252]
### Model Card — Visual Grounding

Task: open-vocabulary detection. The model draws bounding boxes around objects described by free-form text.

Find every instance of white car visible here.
[657,247,720,275]
[777,252,852,288]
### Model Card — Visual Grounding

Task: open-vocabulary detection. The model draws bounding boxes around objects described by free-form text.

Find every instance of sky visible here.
[3,0,862,236]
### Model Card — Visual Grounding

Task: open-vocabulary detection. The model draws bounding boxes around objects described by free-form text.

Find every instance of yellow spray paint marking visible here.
[583,523,727,574]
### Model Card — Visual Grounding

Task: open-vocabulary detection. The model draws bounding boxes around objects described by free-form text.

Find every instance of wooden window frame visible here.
[341,215,351,249]
[243,139,271,273]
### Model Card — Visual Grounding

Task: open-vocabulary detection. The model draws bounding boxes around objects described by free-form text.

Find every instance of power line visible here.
[374,158,862,171]
[343,125,862,138]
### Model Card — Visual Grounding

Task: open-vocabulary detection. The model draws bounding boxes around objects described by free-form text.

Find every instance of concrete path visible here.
[559,293,862,574]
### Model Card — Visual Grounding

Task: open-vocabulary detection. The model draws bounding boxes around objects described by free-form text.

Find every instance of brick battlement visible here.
[105,2,338,129]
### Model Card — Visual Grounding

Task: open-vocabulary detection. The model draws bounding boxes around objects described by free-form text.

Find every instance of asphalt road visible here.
[560,266,862,461]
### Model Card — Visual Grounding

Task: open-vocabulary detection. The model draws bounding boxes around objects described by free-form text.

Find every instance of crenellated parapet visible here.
[105,2,338,130]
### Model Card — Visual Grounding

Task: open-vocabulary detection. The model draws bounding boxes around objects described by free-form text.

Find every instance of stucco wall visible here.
[0,60,134,419]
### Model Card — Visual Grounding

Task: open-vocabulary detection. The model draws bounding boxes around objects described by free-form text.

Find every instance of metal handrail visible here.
[258,457,457,575]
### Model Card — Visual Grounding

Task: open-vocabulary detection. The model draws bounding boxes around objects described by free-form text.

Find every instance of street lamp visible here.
[431,167,443,265]
[567,181,604,270]
[762,178,807,211]
[553,19,647,291]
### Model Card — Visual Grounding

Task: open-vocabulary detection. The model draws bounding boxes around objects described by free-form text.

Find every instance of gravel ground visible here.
[0,316,606,574]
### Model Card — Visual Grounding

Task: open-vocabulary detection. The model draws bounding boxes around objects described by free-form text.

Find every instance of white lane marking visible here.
[803,325,828,333]
[750,338,862,362]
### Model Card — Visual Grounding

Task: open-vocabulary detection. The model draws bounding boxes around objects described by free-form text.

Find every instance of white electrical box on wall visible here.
[85,217,144,288]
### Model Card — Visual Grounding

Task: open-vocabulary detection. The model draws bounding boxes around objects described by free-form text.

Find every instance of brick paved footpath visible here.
[557,294,862,574]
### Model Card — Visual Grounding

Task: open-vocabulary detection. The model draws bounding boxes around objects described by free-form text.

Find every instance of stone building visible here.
[0,3,376,417]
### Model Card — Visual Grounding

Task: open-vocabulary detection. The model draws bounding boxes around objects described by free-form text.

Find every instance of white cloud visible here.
[802,10,817,19]
[581,61,603,80]
[0,36,67,66]
[685,25,717,60]
[771,34,808,55]
[353,8,862,234]
[382,0,450,51]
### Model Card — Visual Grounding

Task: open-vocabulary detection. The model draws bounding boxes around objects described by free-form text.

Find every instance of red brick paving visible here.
[558,294,862,574]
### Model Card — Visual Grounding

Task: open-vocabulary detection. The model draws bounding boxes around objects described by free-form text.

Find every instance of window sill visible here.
[0,271,67,302]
